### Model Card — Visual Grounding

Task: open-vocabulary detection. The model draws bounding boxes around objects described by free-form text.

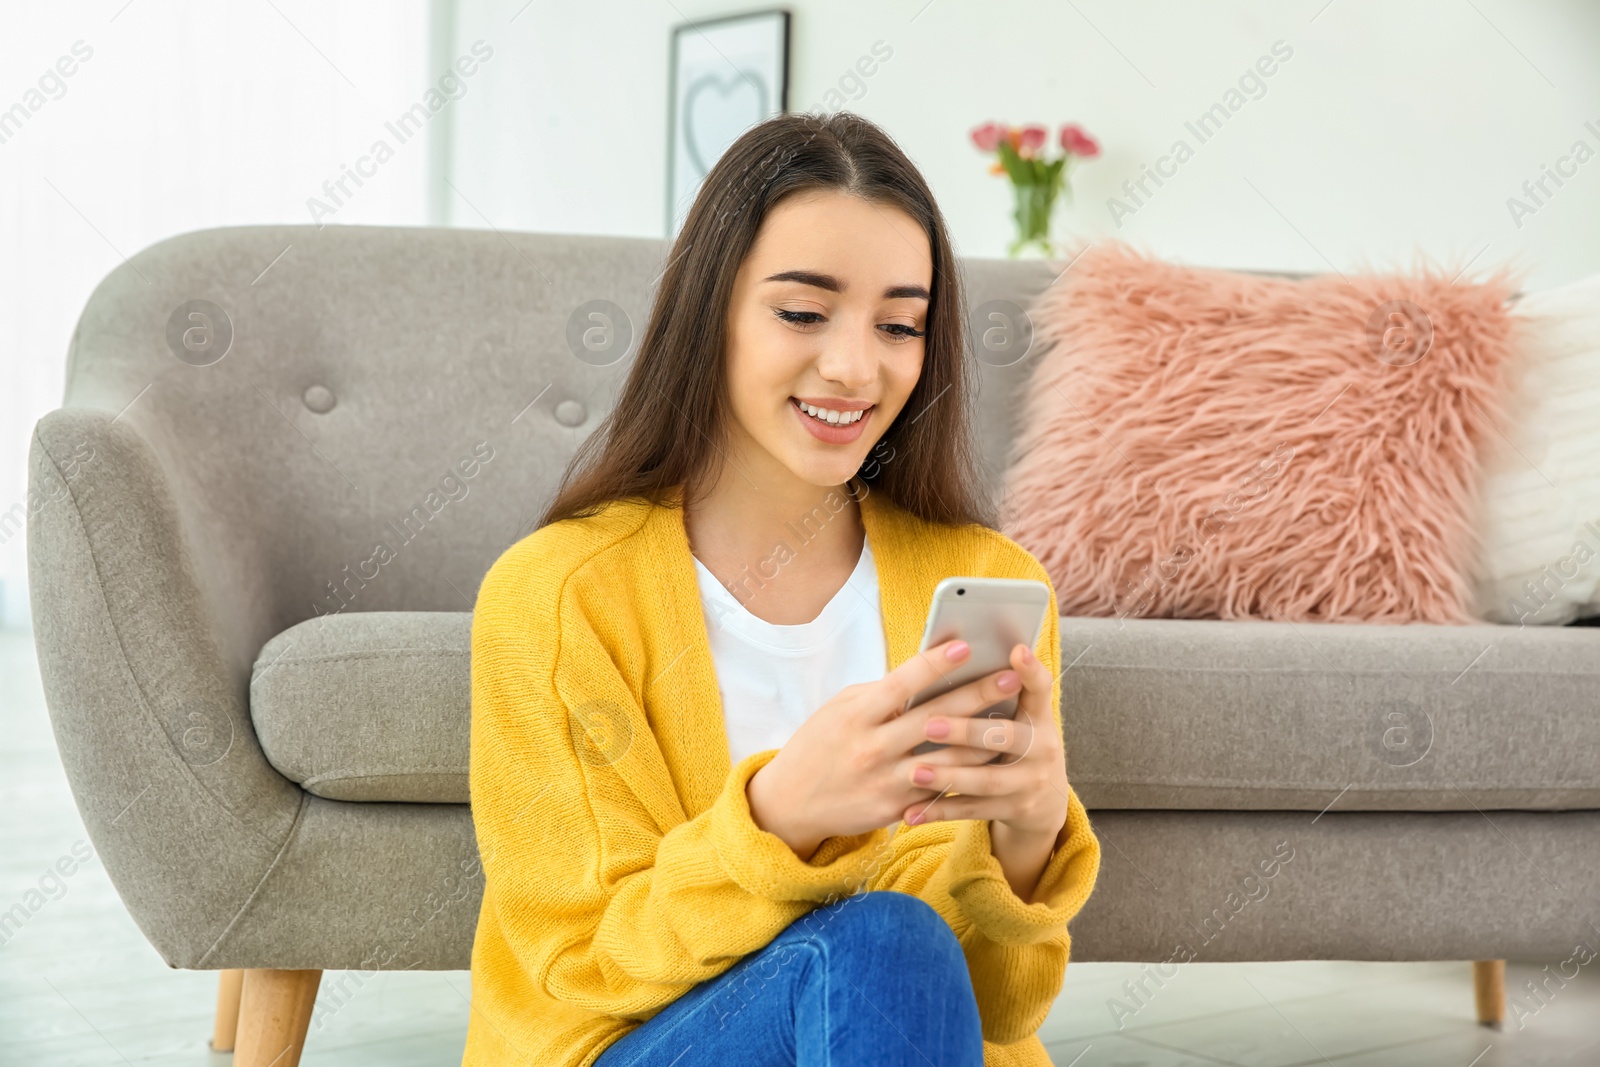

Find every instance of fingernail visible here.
[925,719,950,740]
[912,765,935,786]
[946,641,969,661]
[997,671,1019,692]
[1021,645,1035,664]
[906,810,924,825]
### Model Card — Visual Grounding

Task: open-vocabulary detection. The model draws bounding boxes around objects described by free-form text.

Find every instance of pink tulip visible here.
[970,122,1004,152]
[1019,125,1047,155]
[1060,124,1100,158]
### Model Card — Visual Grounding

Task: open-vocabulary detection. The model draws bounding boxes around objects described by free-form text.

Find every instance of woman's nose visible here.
[814,321,876,386]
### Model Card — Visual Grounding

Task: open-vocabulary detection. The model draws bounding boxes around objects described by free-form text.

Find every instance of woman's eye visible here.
[773,308,824,326]
[880,322,925,340]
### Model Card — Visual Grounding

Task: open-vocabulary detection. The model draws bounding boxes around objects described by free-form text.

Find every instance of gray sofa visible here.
[29,225,1600,1064]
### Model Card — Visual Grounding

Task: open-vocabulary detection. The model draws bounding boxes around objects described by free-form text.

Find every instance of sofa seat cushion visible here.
[1060,616,1600,810]
[251,611,471,802]
[250,610,1600,811]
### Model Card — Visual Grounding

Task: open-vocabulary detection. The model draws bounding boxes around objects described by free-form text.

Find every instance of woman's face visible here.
[720,190,931,492]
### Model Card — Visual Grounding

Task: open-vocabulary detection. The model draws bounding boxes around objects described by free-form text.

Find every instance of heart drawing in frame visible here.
[682,70,769,178]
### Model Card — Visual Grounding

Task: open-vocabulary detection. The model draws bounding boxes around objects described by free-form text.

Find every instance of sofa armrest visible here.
[27,408,303,969]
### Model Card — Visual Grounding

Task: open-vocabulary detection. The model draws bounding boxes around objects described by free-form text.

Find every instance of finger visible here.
[903,792,1009,826]
[914,666,1022,722]
[873,638,975,721]
[1001,640,1055,759]
[1011,641,1055,716]
[902,760,1021,799]
[878,665,1021,750]
[897,740,1009,769]
[915,713,1036,760]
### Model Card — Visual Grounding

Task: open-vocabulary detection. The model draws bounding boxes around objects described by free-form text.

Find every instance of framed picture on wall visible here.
[666,9,791,237]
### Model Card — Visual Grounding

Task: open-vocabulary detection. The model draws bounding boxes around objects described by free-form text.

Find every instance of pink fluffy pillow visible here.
[1002,241,1522,624]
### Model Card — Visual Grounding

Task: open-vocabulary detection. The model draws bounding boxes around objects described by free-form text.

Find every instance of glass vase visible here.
[1009,178,1061,258]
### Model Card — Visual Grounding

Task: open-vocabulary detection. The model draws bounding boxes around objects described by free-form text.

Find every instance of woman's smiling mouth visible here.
[790,396,874,444]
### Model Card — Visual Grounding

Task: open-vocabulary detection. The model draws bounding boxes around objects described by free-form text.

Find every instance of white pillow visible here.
[1470,273,1600,625]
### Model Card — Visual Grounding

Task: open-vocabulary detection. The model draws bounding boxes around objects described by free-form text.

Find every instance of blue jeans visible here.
[594,891,985,1067]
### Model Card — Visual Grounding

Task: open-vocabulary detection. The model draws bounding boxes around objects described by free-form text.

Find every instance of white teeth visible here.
[797,400,866,425]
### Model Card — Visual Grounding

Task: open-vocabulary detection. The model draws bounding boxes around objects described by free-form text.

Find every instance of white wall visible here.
[447,0,1600,289]
[0,1,431,626]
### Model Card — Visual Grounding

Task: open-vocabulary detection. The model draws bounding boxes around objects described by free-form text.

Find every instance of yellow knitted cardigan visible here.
[464,482,1100,1067]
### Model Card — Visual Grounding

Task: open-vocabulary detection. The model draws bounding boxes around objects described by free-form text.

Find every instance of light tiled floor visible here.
[4,625,1597,1066]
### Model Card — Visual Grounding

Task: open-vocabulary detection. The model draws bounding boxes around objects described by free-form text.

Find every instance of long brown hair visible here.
[535,111,995,533]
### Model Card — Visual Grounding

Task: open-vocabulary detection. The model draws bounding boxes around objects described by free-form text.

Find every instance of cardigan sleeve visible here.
[469,559,888,1021]
[864,573,1102,1045]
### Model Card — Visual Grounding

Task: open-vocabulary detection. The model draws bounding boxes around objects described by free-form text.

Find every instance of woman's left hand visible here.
[900,640,1070,898]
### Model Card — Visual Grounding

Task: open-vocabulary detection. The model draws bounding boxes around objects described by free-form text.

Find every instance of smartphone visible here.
[904,577,1051,755]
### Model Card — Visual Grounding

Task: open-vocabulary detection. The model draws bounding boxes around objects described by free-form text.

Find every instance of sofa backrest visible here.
[59,225,1065,632]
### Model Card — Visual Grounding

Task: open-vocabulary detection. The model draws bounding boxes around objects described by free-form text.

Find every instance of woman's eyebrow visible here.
[762,269,930,302]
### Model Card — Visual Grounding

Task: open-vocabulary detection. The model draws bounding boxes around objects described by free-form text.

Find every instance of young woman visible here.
[464,112,1099,1067]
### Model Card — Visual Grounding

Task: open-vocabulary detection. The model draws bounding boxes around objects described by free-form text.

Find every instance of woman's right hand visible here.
[745,638,1025,860]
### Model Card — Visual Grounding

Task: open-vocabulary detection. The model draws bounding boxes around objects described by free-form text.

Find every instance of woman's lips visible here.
[790,397,873,444]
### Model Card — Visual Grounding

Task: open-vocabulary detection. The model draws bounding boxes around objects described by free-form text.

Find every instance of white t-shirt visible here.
[692,537,889,766]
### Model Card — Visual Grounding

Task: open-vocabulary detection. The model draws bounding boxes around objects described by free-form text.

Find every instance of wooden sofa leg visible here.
[1473,960,1505,1029]
[210,969,245,1051]
[234,968,323,1067]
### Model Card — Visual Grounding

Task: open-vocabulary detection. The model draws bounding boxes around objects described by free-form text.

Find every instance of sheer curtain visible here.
[0,1,433,626]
